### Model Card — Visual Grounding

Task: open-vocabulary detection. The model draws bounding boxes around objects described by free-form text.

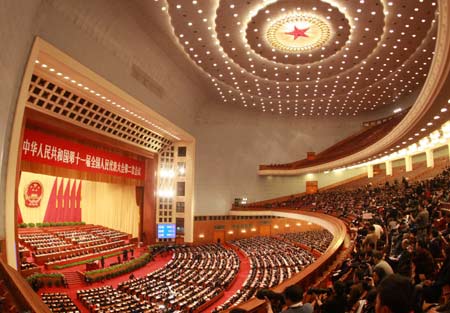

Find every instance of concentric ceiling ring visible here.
[266,14,332,53]
[244,0,352,66]
[166,0,437,116]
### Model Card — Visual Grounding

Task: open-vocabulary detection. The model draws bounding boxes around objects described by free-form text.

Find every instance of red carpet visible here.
[38,248,173,313]
[204,249,251,312]
[37,247,251,313]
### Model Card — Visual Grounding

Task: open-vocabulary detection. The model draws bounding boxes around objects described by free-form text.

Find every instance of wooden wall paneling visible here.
[0,259,52,312]
[213,231,225,244]
[14,114,28,269]
[0,240,6,262]
[260,225,271,236]
[193,217,322,243]
[237,211,347,312]
[306,180,318,194]
[136,186,144,243]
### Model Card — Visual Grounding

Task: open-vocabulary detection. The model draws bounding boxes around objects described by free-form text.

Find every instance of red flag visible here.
[75,181,82,222]
[43,178,58,222]
[63,179,71,221]
[70,180,77,222]
[17,206,23,224]
[56,178,64,222]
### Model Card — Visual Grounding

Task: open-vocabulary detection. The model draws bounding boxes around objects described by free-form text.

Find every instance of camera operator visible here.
[314,281,347,313]
[265,284,313,313]
[257,289,285,313]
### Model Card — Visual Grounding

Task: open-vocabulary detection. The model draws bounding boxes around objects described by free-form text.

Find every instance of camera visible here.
[364,276,373,282]
[255,289,284,301]
[307,287,332,295]
[256,289,285,313]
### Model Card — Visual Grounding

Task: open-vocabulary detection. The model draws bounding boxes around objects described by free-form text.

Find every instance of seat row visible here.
[41,292,80,313]
[213,236,315,312]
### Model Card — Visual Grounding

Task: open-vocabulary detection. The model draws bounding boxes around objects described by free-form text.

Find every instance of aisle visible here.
[204,249,251,312]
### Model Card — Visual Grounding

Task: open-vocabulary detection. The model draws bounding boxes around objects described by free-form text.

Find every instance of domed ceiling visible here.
[157,0,438,117]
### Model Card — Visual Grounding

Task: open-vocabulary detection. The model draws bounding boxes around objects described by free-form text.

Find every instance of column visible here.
[367,164,374,178]
[405,155,412,172]
[143,158,157,245]
[183,141,195,243]
[447,140,450,159]
[426,149,434,168]
[385,160,392,176]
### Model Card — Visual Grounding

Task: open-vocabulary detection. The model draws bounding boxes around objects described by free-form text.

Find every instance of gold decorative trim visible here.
[266,14,331,53]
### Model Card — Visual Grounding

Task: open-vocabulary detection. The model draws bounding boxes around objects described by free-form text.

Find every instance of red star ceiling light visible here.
[285,26,309,40]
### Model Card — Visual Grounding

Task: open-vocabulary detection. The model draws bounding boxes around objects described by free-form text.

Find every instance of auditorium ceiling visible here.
[152,0,438,118]
[31,0,450,173]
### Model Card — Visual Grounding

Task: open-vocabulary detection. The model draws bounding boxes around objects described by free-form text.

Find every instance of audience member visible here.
[375,274,413,313]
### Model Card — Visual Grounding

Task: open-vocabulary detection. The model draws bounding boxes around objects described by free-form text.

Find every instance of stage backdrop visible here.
[18,171,139,237]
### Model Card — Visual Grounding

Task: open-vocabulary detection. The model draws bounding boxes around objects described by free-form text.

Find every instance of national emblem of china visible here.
[24,180,43,208]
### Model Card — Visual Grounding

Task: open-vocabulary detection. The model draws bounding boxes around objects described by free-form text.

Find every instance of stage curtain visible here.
[19,172,139,237]
[81,180,140,237]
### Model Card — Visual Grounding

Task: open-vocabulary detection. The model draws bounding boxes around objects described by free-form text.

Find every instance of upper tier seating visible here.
[260,111,406,171]
[242,156,450,213]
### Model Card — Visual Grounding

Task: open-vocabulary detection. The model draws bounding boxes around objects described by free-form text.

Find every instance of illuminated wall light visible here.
[228,230,234,234]
[157,189,175,198]
[419,137,429,148]
[441,121,450,134]
[273,225,279,229]
[430,130,441,140]
[241,229,247,233]
[160,168,175,178]
[408,143,418,153]
[285,224,290,228]
[296,223,301,226]
[430,130,441,144]
[198,234,205,238]
[251,228,257,232]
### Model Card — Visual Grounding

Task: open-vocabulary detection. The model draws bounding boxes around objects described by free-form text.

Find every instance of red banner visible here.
[22,129,145,180]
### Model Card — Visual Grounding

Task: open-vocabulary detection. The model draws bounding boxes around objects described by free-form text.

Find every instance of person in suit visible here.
[266,284,313,313]
[375,274,413,313]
